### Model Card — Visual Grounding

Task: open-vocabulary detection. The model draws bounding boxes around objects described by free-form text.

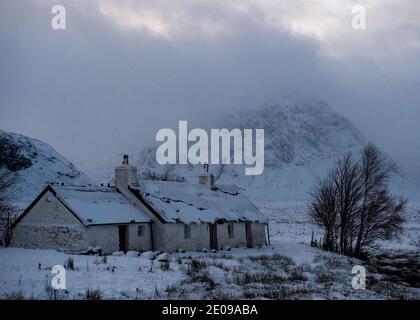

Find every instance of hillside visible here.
[100,100,417,201]
[0,129,93,208]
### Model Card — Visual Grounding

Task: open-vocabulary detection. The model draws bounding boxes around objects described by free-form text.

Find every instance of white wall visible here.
[128,223,152,252]
[250,223,267,247]
[11,190,88,252]
[153,221,266,252]
[11,190,153,254]
[153,223,210,252]
[11,189,266,253]
[216,222,247,249]
[86,223,152,254]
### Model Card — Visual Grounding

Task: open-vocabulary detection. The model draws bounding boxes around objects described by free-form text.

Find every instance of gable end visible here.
[12,185,86,228]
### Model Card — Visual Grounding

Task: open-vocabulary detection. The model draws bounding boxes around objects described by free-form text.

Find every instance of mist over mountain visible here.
[88,100,419,201]
[2,100,416,205]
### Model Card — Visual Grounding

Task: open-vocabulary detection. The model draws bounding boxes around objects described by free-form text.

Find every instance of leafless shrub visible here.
[188,259,208,275]
[233,271,286,286]
[160,261,170,271]
[0,169,17,246]
[314,267,336,284]
[84,288,103,300]
[64,257,75,270]
[309,145,407,258]
[289,266,308,282]
[164,284,179,297]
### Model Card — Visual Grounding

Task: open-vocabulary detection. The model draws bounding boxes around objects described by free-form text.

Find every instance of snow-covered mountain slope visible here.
[87,100,420,202]
[0,129,93,207]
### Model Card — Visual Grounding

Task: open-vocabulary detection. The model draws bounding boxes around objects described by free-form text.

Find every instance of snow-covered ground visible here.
[261,201,420,251]
[1,200,419,300]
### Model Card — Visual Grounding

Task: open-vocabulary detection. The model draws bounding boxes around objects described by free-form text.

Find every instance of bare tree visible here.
[0,168,16,246]
[354,144,406,257]
[308,145,406,258]
[329,153,362,255]
[308,178,338,251]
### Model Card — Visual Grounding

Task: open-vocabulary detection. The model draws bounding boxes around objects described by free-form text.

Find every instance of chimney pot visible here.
[123,154,129,165]
[115,154,139,190]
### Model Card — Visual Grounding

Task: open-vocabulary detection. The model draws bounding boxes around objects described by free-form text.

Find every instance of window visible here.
[184,224,191,239]
[227,223,234,238]
[137,225,145,237]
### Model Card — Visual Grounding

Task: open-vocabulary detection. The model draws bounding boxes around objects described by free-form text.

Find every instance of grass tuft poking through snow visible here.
[84,288,103,300]
[64,257,75,270]
[1,242,419,299]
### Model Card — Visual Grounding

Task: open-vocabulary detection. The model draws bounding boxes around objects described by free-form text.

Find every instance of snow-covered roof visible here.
[131,180,268,224]
[53,185,152,225]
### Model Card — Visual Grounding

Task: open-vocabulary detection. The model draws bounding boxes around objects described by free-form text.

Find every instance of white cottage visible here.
[11,155,268,253]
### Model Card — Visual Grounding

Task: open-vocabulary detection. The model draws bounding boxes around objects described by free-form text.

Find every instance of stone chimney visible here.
[198,173,209,185]
[198,164,216,190]
[115,154,139,191]
[198,163,209,185]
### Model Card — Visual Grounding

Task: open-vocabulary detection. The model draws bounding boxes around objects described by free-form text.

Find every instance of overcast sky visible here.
[0,0,419,179]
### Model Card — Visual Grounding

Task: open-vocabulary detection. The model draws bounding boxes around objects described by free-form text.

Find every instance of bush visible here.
[160,261,170,271]
[187,259,207,276]
[189,270,217,291]
[191,259,207,272]
[289,266,308,282]
[315,268,336,284]
[164,284,178,297]
[64,257,75,270]
[233,271,286,285]
[249,254,295,272]
[84,288,103,300]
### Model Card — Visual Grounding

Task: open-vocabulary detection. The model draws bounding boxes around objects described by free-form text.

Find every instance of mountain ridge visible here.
[108,100,419,201]
[0,129,93,208]
[2,100,418,205]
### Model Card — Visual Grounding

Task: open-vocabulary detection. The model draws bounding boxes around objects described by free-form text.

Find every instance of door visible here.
[118,225,128,253]
[245,222,253,248]
[209,223,218,250]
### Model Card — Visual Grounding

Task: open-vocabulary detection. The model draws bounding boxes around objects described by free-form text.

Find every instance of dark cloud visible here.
[0,0,419,179]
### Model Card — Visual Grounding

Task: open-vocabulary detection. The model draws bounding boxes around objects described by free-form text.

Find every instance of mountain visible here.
[83,99,418,202]
[0,129,93,208]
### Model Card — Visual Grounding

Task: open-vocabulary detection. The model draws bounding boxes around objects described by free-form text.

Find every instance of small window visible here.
[227,223,234,238]
[184,224,191,239]
[137,225,145,237]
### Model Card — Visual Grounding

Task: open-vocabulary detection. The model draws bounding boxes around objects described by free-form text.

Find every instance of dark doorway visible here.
[118,225,128,253]
[245,222,253,248]
[209,223,218,250]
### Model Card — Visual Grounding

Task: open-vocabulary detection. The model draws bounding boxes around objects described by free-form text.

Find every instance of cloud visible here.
[0,0,419,178]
